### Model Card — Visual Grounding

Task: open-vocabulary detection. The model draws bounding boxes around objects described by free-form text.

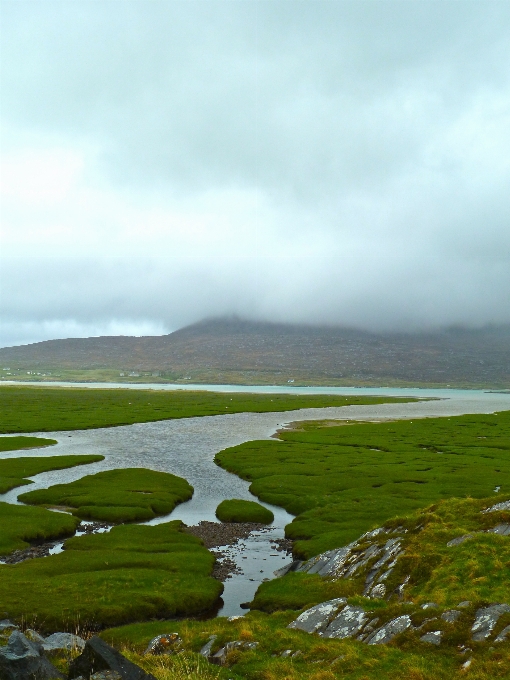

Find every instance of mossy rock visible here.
[216,499,274,524]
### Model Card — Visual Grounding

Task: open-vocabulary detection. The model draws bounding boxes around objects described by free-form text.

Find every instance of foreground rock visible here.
[287,599,510,647]
[68,637,156,680]
[0,630,64,680]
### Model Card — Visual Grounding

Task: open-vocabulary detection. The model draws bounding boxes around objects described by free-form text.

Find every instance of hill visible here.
[0,318,509,388]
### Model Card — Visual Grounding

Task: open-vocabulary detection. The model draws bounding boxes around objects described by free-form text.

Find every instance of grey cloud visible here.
[1,1,509,345]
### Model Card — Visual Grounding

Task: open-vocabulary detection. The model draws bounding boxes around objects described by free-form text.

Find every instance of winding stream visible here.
[1,387,509,616]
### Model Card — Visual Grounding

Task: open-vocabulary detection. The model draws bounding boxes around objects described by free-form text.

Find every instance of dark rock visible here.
[143,633,181,655]
[0,630,64,680]
[287,598,347,634]
[441,610,461,623]
[365,615,412,645]
[471,604,510,641]
[68,636,156,680]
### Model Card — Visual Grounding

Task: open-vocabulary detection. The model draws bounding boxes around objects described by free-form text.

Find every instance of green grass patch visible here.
[0,521,222,631]
[215,411,510,558]
[215,499,274,524]
[0,454,103,494]
[18,468,193,523]
[386,496,510,606]
[0,502,81,555]
[250,571,358,613]
[0,435,57,452]
[0,385,414,433]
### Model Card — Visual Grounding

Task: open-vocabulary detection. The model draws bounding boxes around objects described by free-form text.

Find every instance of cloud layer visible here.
[1,1,509,346]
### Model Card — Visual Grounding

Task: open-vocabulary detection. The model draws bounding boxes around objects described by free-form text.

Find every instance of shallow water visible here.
[1,388,509,616]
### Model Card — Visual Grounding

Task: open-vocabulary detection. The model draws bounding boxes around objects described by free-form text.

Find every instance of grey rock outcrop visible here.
[43,633,85,654]
[209,640,258,665]
[488,523,510,535]
[0,630,64,680]
[288,602,413,646]
[68,636,156,680]
[441,610,461,623]
[287,598,347,634]
[321,605,368,640]
[420,631,442,645]
[482,499,510,513]
[291,526,407,601]
[495,625,510,643]
[143,633,181,655]
[365,615,412,645]
[471,604,510,641]
[199,635,217,657]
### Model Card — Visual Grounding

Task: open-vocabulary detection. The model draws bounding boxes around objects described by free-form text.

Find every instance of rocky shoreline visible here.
[183,521,292,581]
[0,521,112,565]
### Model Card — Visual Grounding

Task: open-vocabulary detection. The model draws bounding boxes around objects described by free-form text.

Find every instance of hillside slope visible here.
[0,318,509,387]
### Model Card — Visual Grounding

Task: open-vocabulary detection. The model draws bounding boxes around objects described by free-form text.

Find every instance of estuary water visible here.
[1,385,509,616]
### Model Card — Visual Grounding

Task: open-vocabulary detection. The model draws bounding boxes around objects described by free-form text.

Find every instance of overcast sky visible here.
[1,1,509,347]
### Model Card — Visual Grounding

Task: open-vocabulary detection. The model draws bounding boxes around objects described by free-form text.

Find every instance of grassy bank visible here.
[0,502,81,555]
[216,411,510,558]
[19,468,194,523]
[0,521,221,630]
[216,499,274,524]
[0,436,57,452]
[0,385,414,433]
[0,452,104,554]
[0,453,103,494]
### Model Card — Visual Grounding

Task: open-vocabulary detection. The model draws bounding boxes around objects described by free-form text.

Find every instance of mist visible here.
[1,1,509,347]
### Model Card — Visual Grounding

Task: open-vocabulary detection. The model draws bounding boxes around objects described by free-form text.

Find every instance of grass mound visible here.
[0,384,414,433]
[0,454,103,494]
[18,468,194,523]
[0,521,222,630]
[216,499,274,524]
[0,436,57,452]
[0,502,81,555]
[215,411,510,558]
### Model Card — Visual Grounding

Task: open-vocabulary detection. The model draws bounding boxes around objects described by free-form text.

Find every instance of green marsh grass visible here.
[215,499,274,524]
[0,521,221,630]
[19,468,194,522]
[0,452,103,554]
[0,385,414,433]
[0,453,103,494]
[0,502,81,555]
[215,411,510,558]
[0,436,57,452]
